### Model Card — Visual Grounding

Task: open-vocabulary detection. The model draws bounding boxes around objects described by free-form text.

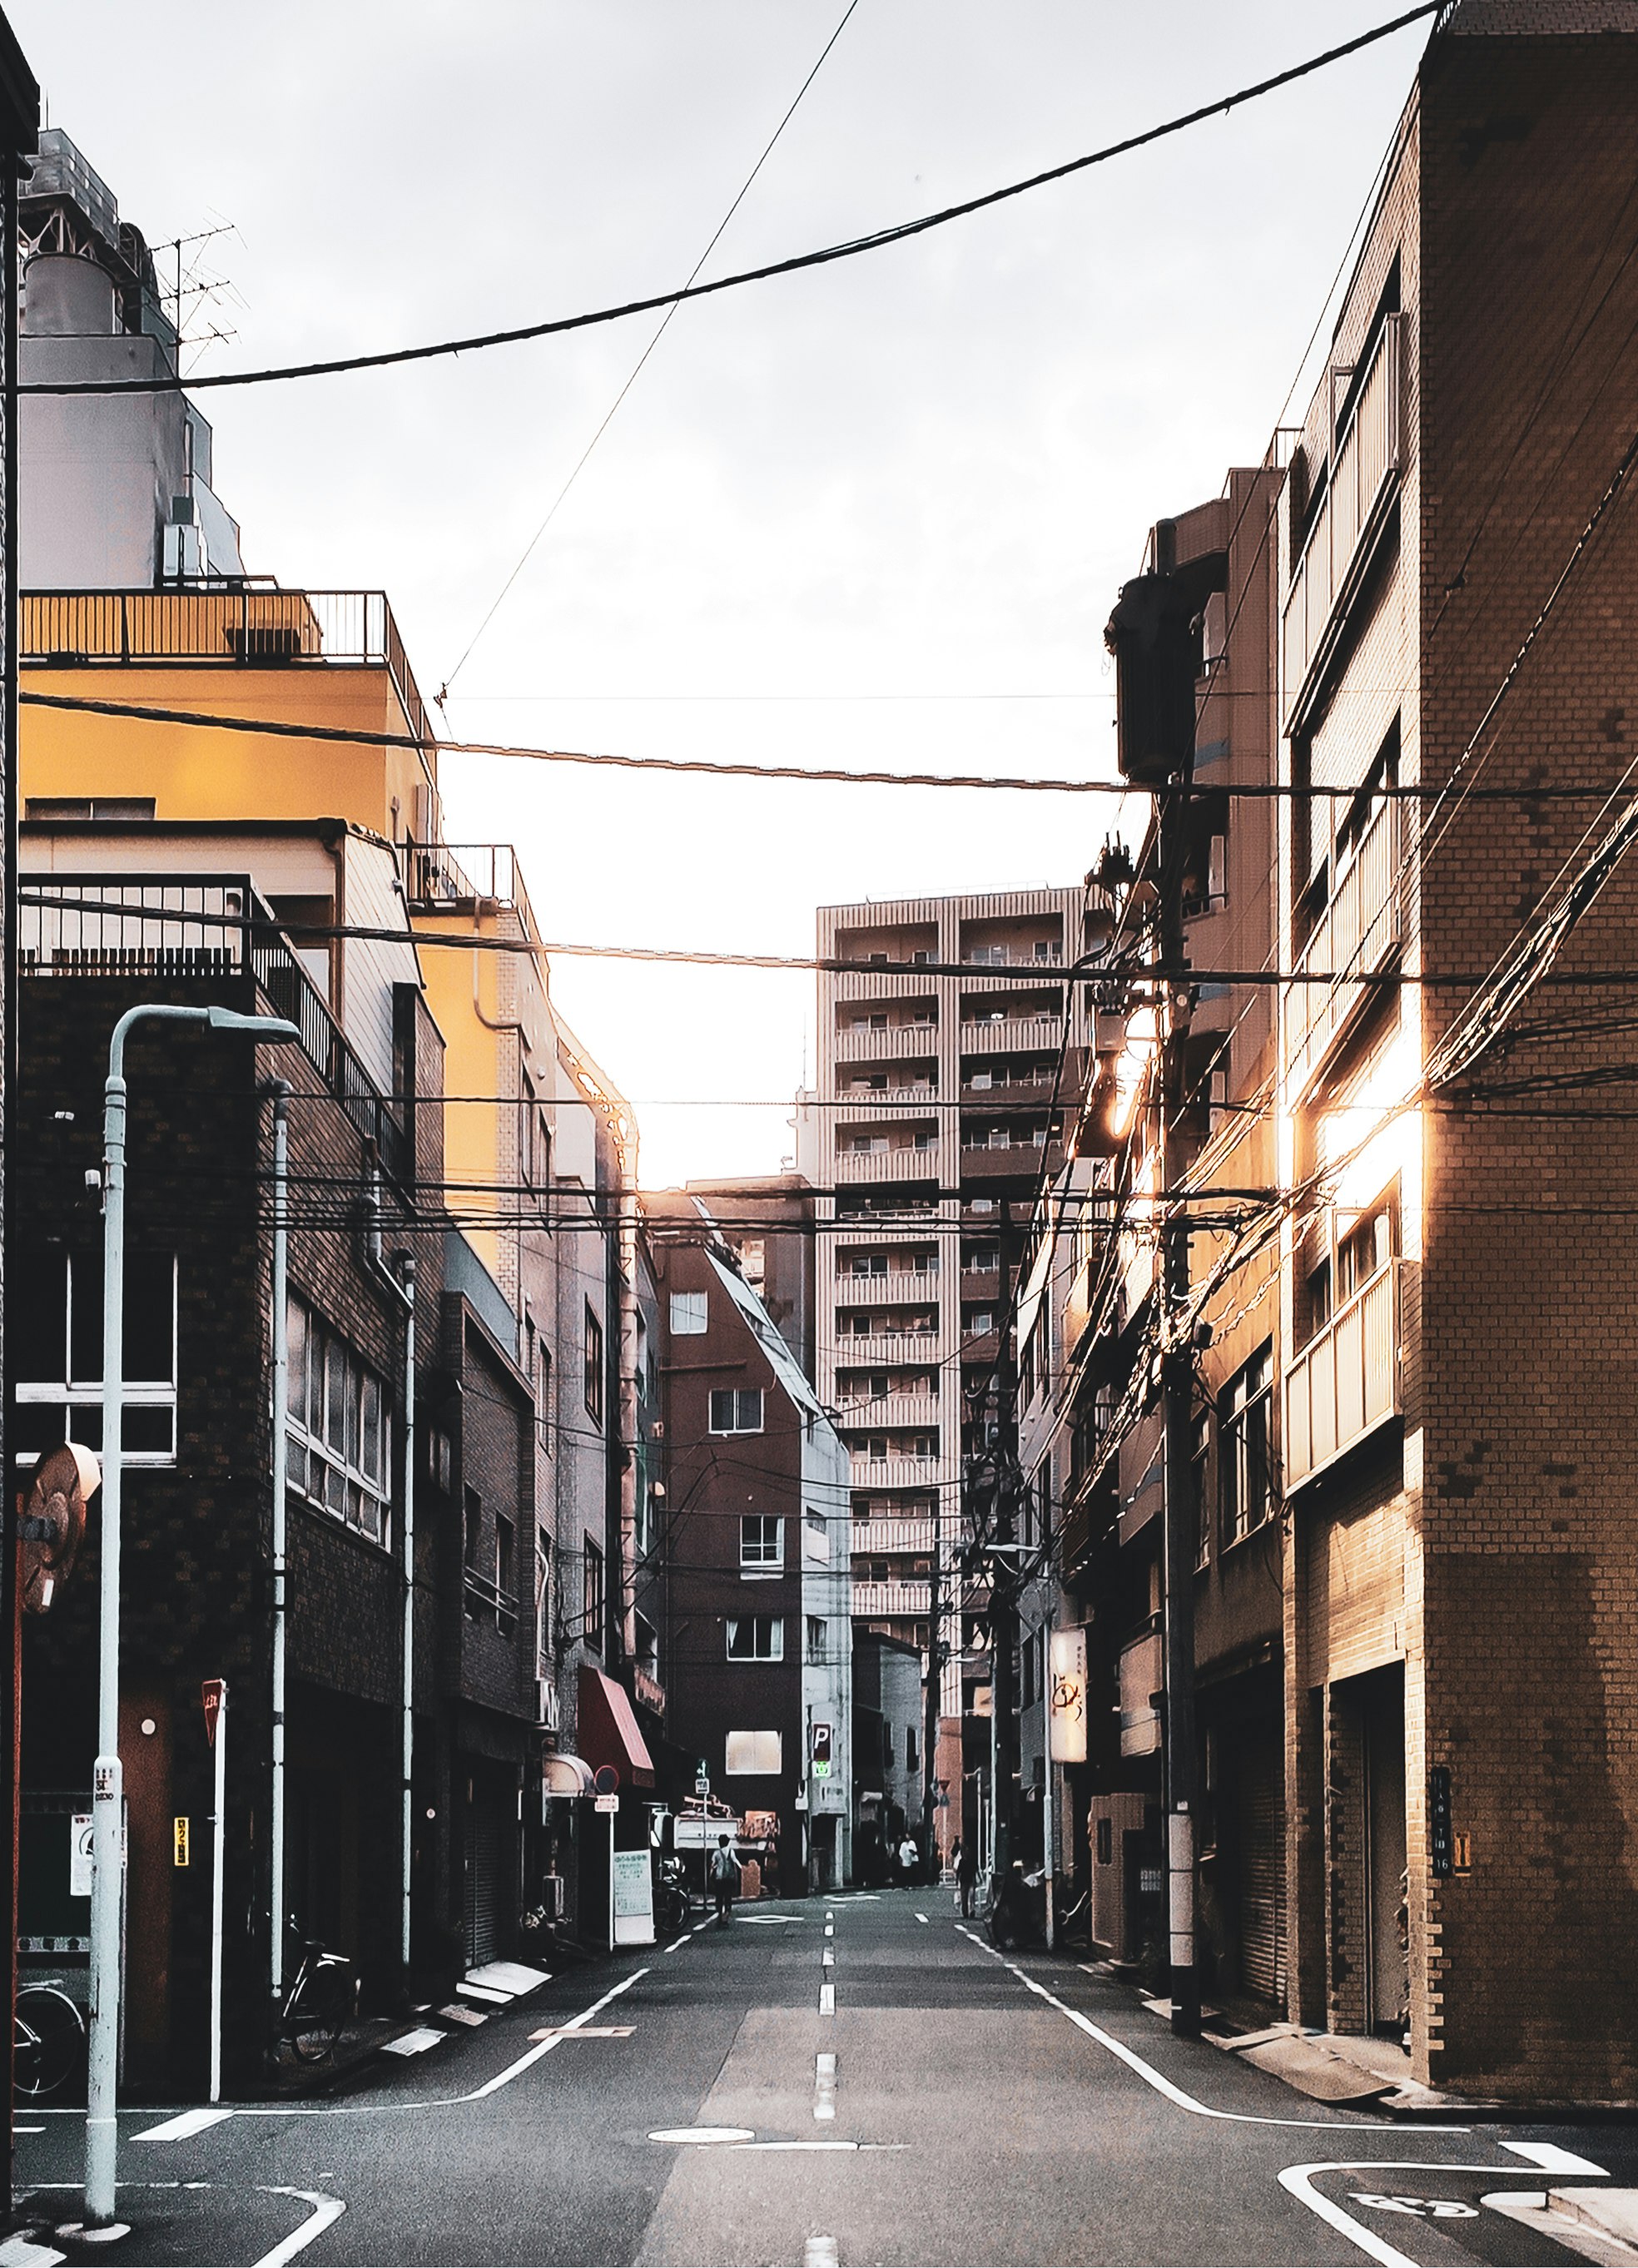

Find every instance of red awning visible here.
[577,1665,656,1788]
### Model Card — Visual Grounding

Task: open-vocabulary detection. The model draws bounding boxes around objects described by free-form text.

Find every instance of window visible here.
[26,796,156,822]
[1222,1344,1273,1548]
[709,1387,764,1435]
[740,1515,783,1571]
[583,1540,605,1650]
[726,1730,782,1775]
[1338,1196,1393,1300]
[852,1254,888,1278]
[669,1289,707,1336]
[736,1238,766,1290]
[727,1615,784,1661]
[1194,1406,1212,1568]
[906,1726,920,1773]
[807,1615,826,1663]
[13,1248,177,1467]
[462,1488,484,1616]
[584,1303,604,1424]
[965,1310,995,1338]
[286,1296,391,1542]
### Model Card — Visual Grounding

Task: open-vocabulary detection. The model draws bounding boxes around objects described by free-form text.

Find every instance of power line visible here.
[29,685,1638,801]
[19,7,1440,401]
[440,0,861,697]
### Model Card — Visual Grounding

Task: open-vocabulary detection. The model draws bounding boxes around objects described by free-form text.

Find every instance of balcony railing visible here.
[20,873,410,1185]
[835,1144,941,1185]
[835,1087,937,1119]
[1284,1257,1401,1487]
[1282,315,1402,727]
[853,1579,931,1619]
[834,1269,941,1304]
[22,588,436,752]
[959,1015,1062,1055]
[835,1024,940,1064]
[832,1330,941,1364]
[848,1457,944,1492]
[1286,796,1401,1094]
[850,1516,938,1554]
[959,1139,1046,1181]
[837,1394,942,1432]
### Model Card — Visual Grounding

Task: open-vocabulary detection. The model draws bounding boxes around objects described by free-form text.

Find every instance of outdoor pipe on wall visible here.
[267,1081,292,2002]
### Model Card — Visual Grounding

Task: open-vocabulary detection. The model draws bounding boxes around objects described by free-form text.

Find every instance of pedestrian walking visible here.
[897,1832,919,1887]
[956,1836,976,1918]
[709,1834,740,1925]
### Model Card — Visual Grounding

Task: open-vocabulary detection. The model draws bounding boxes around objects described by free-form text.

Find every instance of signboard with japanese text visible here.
[612,1849,655,1945]
[1050,1626,1089,1764]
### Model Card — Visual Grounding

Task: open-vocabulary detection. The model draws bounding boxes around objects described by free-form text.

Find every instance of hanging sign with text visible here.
[1050,1626,1089,1764]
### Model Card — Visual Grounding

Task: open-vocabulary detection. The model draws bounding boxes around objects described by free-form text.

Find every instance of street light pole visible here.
[83,1004,297,2232]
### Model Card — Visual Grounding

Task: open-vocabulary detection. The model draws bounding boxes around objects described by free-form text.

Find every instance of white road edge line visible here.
[1278,2161,1604,2268]
[1503,2141,1610,2176]
[251,2189,346,2268]
[951,1928,1470,2134]
[133,2107,235,2144]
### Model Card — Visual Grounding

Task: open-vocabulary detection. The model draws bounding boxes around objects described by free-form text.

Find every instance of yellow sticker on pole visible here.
[173,1816,190,1867]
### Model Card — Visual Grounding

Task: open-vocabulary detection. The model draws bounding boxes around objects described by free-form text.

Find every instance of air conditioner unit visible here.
[534,1676,560,1730]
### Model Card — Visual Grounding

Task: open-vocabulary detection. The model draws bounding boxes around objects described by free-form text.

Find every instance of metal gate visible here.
[464,1779,510,1968]
[1235,1729,1287,2007]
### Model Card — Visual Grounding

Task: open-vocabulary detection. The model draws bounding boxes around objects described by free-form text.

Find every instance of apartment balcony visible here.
[834,1088,936,1121]
[19,873,410,1184]
[959,1015,1063,1055]
[959,1139,1047,1183]
[833,969,938,1001]
[833,1331,942,1365]
[834,1269,942,1304]
[835,1024,941,1065]
[850,1516,938,1554]
[23,587,435,750]
[848,1457,945,1493]
[959,1266,1000,1298]
[853,1579,932,1619]
[960,1069,1061,1104]
[1282,314,1402,730]
[1284,1258,1401,1488]
[1286,796,1402,1096]
[960,1331,1000,1367]
[838,1394,942,1432]
[834,1145,941,1186]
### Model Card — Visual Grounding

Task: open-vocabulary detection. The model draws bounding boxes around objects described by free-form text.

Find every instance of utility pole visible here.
[1155,524,1201,2043]
[921,1481,942,1871]
[987,1209,1018,1888]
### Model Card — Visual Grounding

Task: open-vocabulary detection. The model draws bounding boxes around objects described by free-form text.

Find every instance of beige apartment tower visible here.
[802,888,1094,1862]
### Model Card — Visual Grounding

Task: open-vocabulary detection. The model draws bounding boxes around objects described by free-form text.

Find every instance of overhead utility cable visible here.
[19,7,1439,400]
[23,687,1638,802]
[440,0,861,698]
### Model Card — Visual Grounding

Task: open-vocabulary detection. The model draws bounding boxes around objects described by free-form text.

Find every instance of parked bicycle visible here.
[275,1925,355,2065]
[655,1854,695,1938]
[15,1980,86,2099]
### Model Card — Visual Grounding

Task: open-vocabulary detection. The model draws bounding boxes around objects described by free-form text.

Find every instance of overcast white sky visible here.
[15,2,1427,1186]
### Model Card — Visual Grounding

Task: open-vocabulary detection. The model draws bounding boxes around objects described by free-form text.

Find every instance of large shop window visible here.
[14,1248,177,1466]
[286,1295,392,1543]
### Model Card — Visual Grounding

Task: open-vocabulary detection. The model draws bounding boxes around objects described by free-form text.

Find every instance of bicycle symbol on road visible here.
[1350,2194,1479,2219]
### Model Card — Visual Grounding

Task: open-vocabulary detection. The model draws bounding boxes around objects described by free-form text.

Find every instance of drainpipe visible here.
[617,1174,640,1665]
[267,1082,292,2000]
[398,1253,416,1981]
[359,1161,417,1988]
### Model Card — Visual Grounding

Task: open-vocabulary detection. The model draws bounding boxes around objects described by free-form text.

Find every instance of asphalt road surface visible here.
[15,1889,1637,2266]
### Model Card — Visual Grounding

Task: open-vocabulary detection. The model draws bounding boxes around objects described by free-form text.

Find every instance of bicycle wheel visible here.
[658,1885,688,1937]
[287,1964,350,2063]
[15,1985,86,2099]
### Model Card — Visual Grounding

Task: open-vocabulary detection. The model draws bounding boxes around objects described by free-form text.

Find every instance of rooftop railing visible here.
[22,588,436,753]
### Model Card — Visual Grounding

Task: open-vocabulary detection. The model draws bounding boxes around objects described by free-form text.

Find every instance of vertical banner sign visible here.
[1049,1626,1089,1764]
[1428,1764,1453,1879]
[612,1849,655,1946]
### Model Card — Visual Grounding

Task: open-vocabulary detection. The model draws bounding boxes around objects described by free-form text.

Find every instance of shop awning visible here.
[577,1665,656,1788]
[542,1754,595,1797]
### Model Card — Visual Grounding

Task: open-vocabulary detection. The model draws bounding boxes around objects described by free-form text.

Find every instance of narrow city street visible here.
[14,1893,1634,2268]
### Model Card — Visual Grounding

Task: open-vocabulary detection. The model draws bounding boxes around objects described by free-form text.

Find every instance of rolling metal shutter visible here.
[464,1783,509,1968]
[1236,1730,1286,2007]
